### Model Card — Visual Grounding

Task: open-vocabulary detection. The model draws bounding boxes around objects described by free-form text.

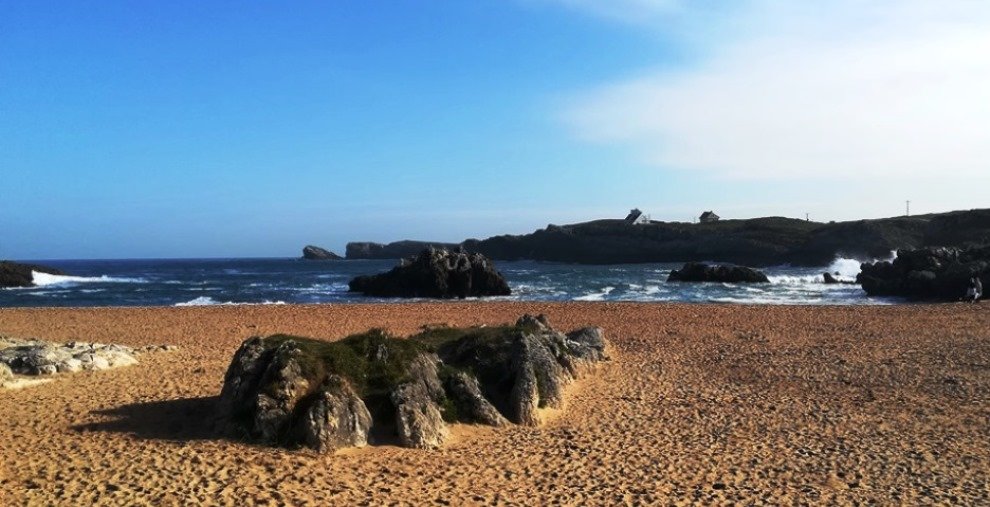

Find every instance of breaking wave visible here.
[573,286,615,301]
[31,271,147,287]
[173,296,287,307]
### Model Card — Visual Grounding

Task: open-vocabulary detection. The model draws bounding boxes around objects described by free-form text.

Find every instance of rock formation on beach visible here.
[857,246,989,300]
[0,260,66,288]
[0,337,175,382]
[215,314,609,452]
[348,248,511,298]
[346,240,460,260]
[667,262,770,283]
[301,245,342,260]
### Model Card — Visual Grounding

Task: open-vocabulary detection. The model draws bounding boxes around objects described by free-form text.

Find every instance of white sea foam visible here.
[573,286,615,301]
[173,296,287,307]
[31,271,147,287]
[768,252,898,286]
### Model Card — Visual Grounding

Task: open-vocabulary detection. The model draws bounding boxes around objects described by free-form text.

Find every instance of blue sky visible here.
[3,1,988,259]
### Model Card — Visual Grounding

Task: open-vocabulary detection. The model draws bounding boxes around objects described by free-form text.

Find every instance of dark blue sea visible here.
[0,256,899,308]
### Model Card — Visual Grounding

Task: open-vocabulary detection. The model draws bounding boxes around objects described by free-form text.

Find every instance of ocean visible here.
[0,256,900,308]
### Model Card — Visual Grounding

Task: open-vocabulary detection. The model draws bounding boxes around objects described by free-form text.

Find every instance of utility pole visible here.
[906,200,911,217]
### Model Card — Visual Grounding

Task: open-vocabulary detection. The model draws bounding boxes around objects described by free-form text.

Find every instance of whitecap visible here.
[173,296,287,307]
[31,271,147,287]
[573,286,615,301]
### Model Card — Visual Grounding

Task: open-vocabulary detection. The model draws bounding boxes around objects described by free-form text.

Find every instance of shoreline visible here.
[2,302,989,504]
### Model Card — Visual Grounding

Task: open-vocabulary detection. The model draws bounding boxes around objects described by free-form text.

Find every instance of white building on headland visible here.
[625,208,651,225]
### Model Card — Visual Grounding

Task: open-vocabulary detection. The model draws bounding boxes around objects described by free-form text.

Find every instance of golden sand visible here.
[1,302,989,505]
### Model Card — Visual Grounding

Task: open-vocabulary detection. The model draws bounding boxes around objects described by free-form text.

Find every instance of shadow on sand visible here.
[72,396,221,442]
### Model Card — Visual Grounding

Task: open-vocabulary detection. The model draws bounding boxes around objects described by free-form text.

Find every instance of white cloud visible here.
[563,0,990,180]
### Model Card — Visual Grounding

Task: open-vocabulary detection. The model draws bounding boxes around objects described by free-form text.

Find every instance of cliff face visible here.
[343,209,990,267]
[345,240,459,260]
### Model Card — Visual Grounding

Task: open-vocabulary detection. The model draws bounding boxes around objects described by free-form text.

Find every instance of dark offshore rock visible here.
[302,245,342,260]
[216,315,609,452]
[348,248,511,298]
[346,240,461,260]
[0,261,66,288]
[667,262,770,283]
[823,272,856,285]
[857,246,990,300]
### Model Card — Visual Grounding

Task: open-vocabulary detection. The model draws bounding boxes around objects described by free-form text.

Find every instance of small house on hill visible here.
[625,208,650,225]
[699,211,720,223]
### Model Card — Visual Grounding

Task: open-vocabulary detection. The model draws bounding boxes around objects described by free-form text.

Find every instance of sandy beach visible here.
[1,302,989,505]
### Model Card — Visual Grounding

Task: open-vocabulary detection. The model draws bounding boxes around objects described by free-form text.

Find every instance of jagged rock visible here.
[253,341,313,443]
[348,247,511,298]
[216,337,269,436]
[217,315,609,452]
[0,261,66,288]
[302,245,342,260]
[667,262,770,283]
[391,383,449,449]
[444,371,508,427]
[299,375,373,452]
[0,338,139,376]
[857,246,990,300]
[433,314,609,426]
[391,352,449,449]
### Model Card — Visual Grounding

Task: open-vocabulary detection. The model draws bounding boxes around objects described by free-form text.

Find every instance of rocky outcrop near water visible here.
[667,262,770,283]
[857,246,989,300]
[0,337,175,382]
[346,240,460,260]
[0,261,66,288]
[348,248,511,298]
[301,245,342,260]
[215,315,609,452]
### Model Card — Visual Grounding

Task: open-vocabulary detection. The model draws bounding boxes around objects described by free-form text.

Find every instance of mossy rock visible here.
[216,315,608,452]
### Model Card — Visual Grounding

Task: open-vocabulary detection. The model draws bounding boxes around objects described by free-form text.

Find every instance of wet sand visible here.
[1,302,989,505]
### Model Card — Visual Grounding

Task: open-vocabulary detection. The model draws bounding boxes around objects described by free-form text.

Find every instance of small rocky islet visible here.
[301,245,342,260]
[215,314,609,452]
[348,247,511,298]
[667,262,770,283]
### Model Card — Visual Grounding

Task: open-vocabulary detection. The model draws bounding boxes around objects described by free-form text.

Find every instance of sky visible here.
[2,0,988,259]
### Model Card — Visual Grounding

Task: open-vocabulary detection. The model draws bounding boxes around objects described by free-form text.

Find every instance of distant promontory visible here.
[339,208,990,267]
[346,240,459,260]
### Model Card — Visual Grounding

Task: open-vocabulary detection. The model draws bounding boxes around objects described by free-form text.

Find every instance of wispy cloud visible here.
[561,0,990,180]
